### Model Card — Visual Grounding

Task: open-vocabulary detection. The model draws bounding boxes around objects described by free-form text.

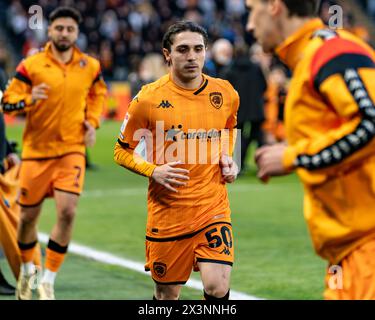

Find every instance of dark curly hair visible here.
[48,6,82,25]
[162,21,208,52]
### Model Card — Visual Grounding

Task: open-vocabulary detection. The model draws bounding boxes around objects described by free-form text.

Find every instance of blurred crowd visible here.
[0,0,373,173]
[357,0,375,18]
[3,0,248,81]
[321,0,372,42]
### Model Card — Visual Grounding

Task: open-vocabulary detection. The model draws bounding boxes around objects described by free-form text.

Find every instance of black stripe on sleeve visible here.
[14,72,32,86]
[314,54,375,91]
[296,69,375,170]
[117,138,133,150]
[2,100,26,112]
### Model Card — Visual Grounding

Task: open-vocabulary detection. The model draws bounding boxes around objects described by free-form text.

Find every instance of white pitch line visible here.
[38,232,263,300]
[81,183,299,198]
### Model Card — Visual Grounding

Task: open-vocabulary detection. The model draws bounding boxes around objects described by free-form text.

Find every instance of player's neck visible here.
[280,16,314,42]
[171,73,204,90]
[51,44,74,65]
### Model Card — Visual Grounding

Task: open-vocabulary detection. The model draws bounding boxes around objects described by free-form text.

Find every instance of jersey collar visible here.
[275,18,325,70]
[168,73,209,96]
[44,42,84,67]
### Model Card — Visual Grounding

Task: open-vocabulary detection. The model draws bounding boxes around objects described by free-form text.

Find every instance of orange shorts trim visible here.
[324,237,375,300]
[145,221,234,284]
[18,153,86,206]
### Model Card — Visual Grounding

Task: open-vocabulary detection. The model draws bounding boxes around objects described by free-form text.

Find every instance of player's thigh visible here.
[195,222,234,266]
[18,160,52,207]
[198,262,232,293]
[145,238,193,285]
[195,222,234,292]
[20,203,43,224]
[53,153,86,197]
[54,190,79,219]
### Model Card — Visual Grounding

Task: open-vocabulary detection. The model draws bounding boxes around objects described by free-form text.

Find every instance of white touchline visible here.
[38,233,263,300]
[81,183,299,198]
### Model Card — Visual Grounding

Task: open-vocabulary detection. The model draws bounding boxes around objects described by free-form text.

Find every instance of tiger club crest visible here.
[209,92,223,109]
[153,262,167,278]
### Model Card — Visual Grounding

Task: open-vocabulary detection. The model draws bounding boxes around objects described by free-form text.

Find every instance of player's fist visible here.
[31,83,50,104]
[254,143,289,183]
[220,154,238,184]
[6,153,20,169]
[84,120,96,147]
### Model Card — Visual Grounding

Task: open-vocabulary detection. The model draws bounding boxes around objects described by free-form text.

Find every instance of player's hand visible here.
[31,83,49,104]
[255,143,290,183]
[84,120,96,147]
[5,153,20,170]
[151,161,189,193]
[220,154,238,183]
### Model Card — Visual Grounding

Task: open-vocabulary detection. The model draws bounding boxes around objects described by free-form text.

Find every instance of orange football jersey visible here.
[116,73,239,239]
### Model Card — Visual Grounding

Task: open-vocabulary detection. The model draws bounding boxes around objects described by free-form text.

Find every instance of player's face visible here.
[164,31,206,83]
[246,0,280,53]
[48,17,79,52]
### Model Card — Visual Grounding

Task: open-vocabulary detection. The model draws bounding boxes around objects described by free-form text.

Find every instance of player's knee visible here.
[204,283,229,299]
[157,292,179,300]
[155,285,180,300]
[20,209,40,225]
[20,214,38,226]
[58,207,76,224]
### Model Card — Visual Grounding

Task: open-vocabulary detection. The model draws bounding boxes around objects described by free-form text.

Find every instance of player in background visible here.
[114,21,239,300]
[247,0,375,299]
[1,7,107,299]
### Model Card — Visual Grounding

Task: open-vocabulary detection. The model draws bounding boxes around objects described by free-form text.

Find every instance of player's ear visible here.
[162,48,171,66]
[47,25,52,38]
[269,0,284,16]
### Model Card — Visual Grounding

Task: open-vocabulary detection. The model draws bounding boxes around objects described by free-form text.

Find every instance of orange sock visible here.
[44,239,68,272]
[18,241,38,263]
[45,248,66,272]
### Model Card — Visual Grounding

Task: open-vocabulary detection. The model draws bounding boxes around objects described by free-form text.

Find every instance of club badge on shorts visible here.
[153,262,167,278]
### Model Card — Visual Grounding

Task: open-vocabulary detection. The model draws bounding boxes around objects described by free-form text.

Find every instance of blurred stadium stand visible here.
[1,1,374,78]
[0,0,249,82]
[0,0,374,123]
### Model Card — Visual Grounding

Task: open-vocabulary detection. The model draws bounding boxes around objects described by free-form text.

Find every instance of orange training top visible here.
[114,73,239,240]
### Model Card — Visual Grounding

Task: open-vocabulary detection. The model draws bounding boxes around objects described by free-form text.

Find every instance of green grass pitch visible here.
[0,121,326,300]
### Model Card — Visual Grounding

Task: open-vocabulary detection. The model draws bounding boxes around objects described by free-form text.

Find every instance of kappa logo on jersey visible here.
[153,262,167,278]
[158,100,174,109]
[220,246,231,256]
[209,92,223,109]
